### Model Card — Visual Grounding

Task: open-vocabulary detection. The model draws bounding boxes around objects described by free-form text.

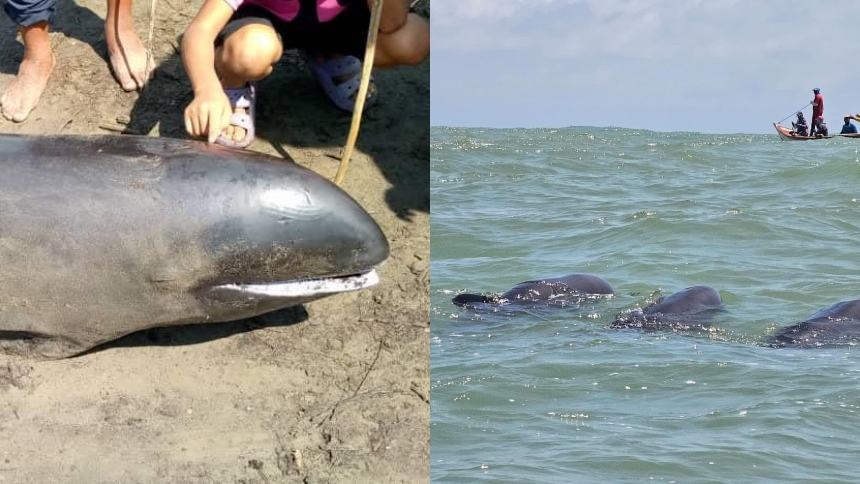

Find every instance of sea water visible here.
[430,126,860,483]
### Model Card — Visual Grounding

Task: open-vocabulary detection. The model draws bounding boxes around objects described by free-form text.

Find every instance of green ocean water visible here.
[430,126,860,483]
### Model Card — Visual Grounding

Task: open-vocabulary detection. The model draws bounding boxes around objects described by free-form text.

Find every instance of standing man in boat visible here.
[810,87,825,136]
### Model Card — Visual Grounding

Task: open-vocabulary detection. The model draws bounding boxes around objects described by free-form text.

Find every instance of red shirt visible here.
[812,93,824,120]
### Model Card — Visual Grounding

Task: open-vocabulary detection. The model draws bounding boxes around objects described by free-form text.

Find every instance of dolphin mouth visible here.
[213,270,380,298]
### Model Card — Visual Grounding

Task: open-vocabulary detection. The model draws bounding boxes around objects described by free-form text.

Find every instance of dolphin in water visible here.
[610,285,723,330]
[450,267,860,346]
[0,134,389,358]
[451,273,614,307]
[769,299,860,347]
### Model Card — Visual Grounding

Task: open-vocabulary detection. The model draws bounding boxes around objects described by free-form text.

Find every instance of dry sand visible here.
[0,1,429,481]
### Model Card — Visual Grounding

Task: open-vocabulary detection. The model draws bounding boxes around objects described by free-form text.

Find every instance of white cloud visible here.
[432,1,860,132]
[434,1,824,61]
[433,0,581,25]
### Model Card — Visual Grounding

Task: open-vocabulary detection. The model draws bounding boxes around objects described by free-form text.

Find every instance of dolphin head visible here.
[0,134,390,357]
[158,144,390,319]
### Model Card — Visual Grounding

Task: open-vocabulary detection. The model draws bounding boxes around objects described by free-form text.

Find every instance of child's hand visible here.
[184,86,232,144]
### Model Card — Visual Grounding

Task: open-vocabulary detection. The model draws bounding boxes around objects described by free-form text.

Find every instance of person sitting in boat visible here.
[813,120,828,137]
[841,116,858,134]
[792,112,808,136]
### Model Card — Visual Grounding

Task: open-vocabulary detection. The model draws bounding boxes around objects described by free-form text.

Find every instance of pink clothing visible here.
[223,0,348,23]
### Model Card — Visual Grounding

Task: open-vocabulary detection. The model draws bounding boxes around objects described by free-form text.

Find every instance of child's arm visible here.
[182,0,235,143]
[367,0,429,67]
[371,0,410,34]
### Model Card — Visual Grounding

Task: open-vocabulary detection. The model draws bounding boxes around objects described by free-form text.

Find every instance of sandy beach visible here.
[0,0,429,481]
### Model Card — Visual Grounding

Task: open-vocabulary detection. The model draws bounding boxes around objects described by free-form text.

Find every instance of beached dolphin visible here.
[610,285,723,330]
[0,133,389,358]
[769,299,860,347]
[451,273,614,307]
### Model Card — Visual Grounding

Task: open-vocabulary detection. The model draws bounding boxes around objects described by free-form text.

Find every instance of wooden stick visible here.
[145,0,158,82]
[334,0,384,186]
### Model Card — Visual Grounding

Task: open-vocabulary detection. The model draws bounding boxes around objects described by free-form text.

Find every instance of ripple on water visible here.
[431,127,860,482]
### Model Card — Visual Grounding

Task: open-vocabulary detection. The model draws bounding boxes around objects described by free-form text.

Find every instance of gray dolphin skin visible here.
[769,299,860,347]
[0,134,389,358]
[450,266,860,346]
[451,273,614,307]
[610,285,723,329]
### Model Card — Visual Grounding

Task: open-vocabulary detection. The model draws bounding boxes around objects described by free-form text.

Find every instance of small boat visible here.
[773,122,832,141]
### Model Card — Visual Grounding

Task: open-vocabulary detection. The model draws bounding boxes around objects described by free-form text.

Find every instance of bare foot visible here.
[105,8,149,91]
[221,105,247,143]
[1,52,55,122]
[217,85,254,145]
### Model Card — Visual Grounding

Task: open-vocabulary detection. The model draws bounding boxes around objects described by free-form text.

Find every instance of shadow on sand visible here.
[81,306,309,356]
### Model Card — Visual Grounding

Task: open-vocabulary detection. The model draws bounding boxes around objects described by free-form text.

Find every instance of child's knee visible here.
[220,25,281,76]
[403,14,430,65]
[380,13,429,66]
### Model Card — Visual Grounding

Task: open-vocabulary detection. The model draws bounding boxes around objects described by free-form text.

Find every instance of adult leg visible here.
[105,0,148,91]
[1,0,56,122]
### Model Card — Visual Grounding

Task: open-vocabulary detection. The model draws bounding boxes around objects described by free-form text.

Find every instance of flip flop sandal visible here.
[216,83,256,149]
[301,51,377,112]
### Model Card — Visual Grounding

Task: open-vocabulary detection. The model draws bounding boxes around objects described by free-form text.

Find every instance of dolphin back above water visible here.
[610,285,724,330]
[0,134,389,358]
[449,265,860,347]
[451,273,614,307]
[769,299,860,347]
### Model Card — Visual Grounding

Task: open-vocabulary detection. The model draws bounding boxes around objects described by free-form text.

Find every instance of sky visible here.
[431,1,860,134]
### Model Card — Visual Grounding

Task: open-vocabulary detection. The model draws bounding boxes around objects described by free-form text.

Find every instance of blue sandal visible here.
[301,52,377,112]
